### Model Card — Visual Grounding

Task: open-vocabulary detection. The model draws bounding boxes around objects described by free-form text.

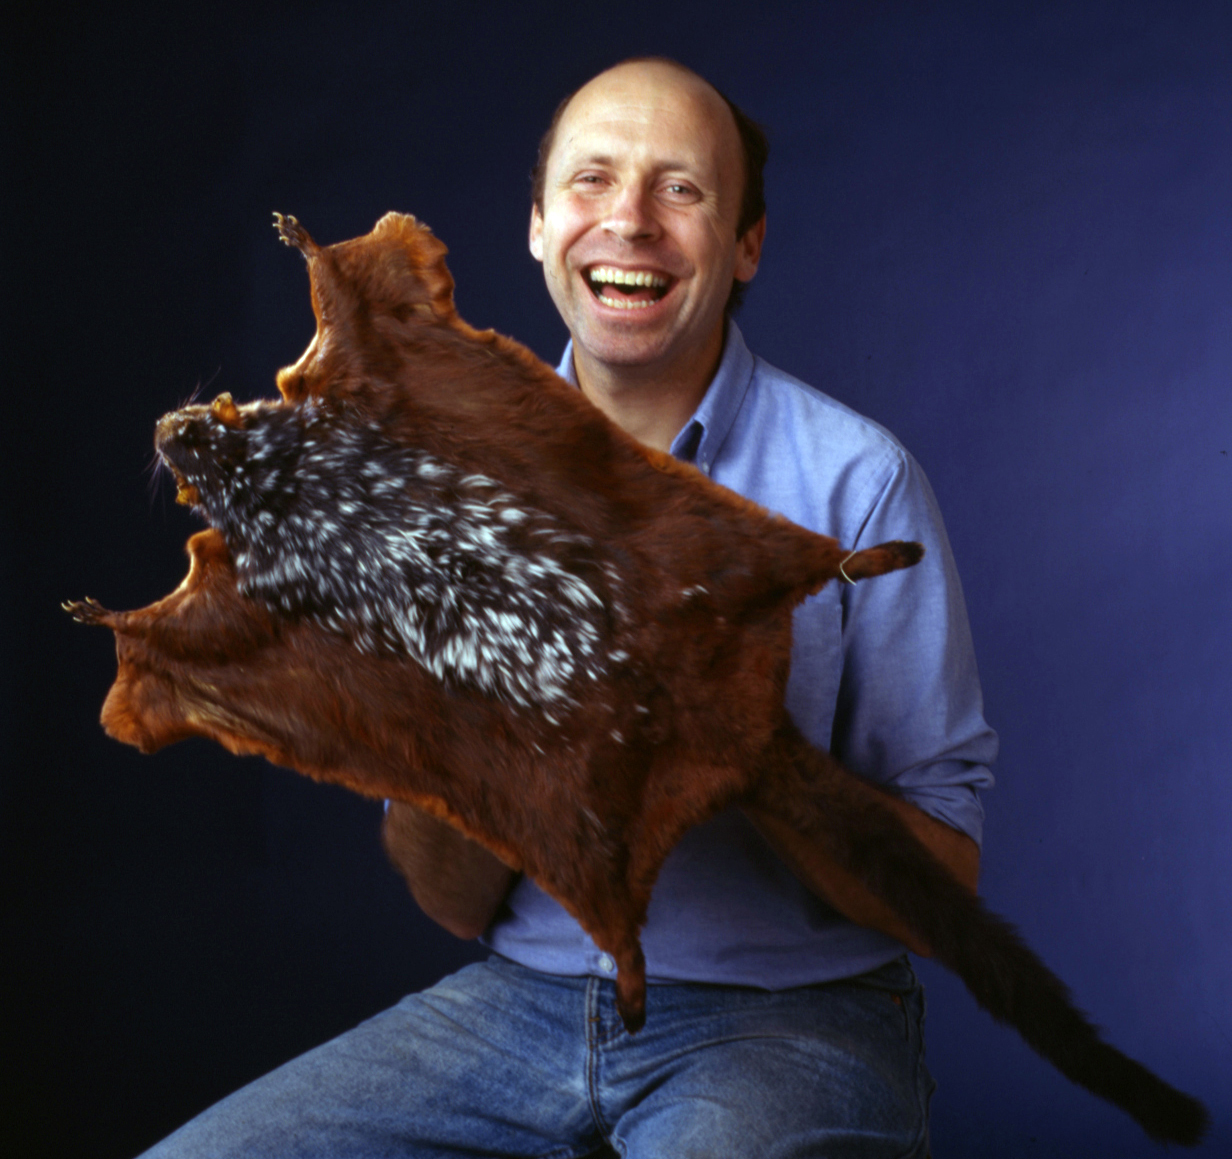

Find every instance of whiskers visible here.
[145,450,171,512]
[146,370,222,515]
[179,367,221,410]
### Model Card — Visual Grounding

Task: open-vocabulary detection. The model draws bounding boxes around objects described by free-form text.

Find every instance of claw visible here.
[273,212,317,258]
[63,597,111,625]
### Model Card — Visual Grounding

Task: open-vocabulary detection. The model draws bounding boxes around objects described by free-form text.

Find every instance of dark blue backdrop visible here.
[5,2,1229,1155]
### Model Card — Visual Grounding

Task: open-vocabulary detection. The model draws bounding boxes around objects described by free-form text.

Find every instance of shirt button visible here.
[598,954,616,974]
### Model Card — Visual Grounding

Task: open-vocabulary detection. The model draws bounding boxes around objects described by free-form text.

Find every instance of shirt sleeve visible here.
[830,447,997,847]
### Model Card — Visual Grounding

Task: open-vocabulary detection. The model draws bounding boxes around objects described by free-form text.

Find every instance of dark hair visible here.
[530,58,768,313]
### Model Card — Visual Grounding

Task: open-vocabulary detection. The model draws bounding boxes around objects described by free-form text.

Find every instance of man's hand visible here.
[382,801,518,940]
[743,797,979,957]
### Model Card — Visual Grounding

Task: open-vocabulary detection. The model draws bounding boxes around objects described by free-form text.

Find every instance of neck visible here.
[571,324,726,453]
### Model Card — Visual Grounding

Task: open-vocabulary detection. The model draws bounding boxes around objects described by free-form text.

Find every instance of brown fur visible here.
[66,213,1206,1144]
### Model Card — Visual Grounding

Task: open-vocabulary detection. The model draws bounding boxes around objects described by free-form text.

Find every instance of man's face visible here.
[530,62,763,381]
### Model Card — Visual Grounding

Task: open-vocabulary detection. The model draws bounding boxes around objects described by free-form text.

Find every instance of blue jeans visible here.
[140,955,933,1158]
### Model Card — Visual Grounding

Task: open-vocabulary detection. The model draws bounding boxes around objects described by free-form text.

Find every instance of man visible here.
[143,58,995,1158]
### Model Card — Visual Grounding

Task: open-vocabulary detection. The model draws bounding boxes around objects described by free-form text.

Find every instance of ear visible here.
[733,215,765,284]
[529,205,545,263]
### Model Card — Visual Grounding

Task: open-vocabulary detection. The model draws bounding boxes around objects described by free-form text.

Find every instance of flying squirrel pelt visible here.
[66,212,1207,1146]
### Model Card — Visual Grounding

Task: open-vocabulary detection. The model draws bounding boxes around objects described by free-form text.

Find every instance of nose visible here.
[601,181,660,244]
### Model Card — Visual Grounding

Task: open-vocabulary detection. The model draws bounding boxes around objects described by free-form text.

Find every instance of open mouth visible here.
[154,418,202,506]
[585,266,671,310]
[158,452,201,507]
[174,478,201,508]
[165,463,201,507]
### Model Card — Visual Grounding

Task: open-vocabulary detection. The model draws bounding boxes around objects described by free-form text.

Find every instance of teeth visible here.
[588,266,668,288]
[597,294,655,309]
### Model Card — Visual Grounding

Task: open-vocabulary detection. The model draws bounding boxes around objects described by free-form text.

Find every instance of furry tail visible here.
[752,720,1209,1147]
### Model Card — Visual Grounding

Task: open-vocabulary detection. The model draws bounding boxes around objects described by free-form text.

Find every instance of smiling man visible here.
[527,61,764,452]
[141,59,995,1159]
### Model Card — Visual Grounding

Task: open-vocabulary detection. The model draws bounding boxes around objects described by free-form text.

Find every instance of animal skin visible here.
[67,212,1207,1146]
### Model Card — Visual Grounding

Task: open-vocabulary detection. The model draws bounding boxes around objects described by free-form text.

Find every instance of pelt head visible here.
[156,392,294,523]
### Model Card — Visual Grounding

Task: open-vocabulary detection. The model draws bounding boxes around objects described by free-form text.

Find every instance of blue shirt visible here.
[484,322,997,987]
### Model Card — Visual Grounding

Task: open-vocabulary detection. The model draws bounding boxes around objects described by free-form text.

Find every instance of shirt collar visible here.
[554,321,756,471]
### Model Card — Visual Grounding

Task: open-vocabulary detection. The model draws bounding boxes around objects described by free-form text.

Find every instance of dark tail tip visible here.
[1133,1080,1209,1146]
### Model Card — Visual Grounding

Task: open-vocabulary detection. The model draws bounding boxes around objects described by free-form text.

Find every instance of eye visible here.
[660,181,701,202]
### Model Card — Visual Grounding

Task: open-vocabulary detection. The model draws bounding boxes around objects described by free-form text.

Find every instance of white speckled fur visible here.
[163,398,619,709]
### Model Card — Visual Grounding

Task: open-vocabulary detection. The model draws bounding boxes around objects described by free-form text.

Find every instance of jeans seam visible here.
[899,980,933,1159]
[584,977,614,1143]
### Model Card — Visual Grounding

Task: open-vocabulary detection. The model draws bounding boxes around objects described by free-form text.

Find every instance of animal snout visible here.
[155,393,242,452]
[154,411,192,452]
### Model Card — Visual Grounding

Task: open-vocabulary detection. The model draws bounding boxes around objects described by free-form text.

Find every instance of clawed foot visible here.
[62,597,111,625]
[841,540,925,582]
[273,212,317,257]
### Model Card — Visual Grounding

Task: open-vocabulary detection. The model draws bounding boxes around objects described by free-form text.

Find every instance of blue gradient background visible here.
[4,2,1229,1155]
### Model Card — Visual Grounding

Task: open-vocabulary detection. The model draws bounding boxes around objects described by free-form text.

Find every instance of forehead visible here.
[549,64,741,181]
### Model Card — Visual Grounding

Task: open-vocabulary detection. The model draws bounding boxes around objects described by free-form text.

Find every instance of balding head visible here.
[532,58,767,244]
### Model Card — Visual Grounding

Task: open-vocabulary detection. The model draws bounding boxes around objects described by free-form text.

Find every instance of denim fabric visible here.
[139,955,934,1159]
